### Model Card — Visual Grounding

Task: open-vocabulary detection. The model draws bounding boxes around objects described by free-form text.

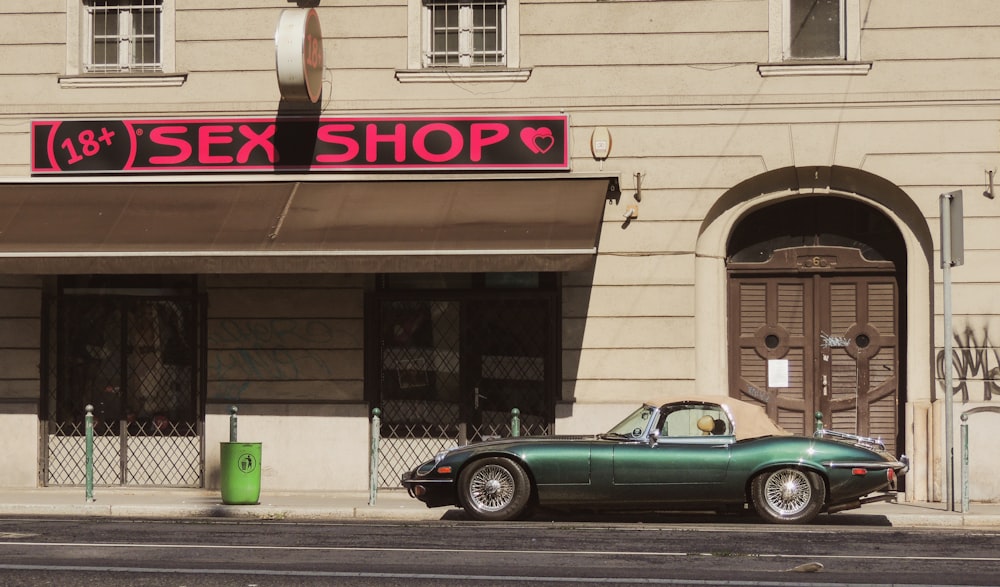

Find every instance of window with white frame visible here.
[761,0,866,75]
[84,0,163,73]
[423,0,506,67]
[786,0,843,60]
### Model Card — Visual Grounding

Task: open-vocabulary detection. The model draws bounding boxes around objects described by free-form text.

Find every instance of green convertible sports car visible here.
[401,396,909,524]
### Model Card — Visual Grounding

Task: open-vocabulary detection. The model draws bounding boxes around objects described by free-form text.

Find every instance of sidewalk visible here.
[0,487,439,522]
[0,487,998,527]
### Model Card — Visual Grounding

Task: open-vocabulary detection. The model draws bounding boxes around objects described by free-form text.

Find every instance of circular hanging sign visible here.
[275,8,324,103]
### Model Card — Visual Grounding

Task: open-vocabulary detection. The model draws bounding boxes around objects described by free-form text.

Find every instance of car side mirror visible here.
[648,430,660,446]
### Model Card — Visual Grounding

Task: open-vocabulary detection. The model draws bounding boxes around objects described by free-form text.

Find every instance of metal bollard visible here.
[814,411,824,435]
[85,405,94,502]
[958,406,1000,514]
[229,405,238,442]
[510,408,520,437]
[369,408,381,506]
[961,413,969,513]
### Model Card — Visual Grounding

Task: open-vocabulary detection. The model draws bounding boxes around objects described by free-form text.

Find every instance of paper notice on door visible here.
[767,359,789,388]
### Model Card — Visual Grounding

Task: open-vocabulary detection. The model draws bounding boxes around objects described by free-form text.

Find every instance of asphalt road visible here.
[0,515,998,586]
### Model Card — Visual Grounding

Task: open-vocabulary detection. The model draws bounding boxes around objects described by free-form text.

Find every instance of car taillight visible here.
[887,468,896,482]
[852,468,867,476]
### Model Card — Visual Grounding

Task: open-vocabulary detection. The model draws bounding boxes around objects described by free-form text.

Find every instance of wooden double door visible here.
[728,247,901,455]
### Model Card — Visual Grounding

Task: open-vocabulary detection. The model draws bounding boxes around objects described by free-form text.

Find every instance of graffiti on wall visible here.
[207,318,352,402]
[935,326,1000,402]
[210,318,343,348]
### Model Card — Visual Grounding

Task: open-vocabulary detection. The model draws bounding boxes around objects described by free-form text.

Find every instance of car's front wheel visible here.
[751,467,825,524]
[457,457,532,521]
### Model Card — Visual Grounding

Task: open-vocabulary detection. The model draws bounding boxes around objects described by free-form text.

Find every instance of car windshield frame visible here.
[657,401,734,438]
[602,404,658,440]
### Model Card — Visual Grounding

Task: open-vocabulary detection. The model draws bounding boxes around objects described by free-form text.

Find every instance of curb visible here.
[0,494,997,526]
[0,503,449,521]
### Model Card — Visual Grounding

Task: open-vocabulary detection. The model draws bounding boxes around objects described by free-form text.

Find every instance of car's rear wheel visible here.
[751,467,825,524]
[458,457,532,521]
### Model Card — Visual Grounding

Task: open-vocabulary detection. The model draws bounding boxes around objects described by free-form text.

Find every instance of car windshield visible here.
[603,405,657,439]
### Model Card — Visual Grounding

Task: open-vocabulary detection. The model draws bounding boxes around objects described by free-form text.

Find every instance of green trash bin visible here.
[220,442,261,505]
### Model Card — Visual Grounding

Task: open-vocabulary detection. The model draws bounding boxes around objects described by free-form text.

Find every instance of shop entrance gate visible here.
[42,288,203,487]
[369,291,558,489]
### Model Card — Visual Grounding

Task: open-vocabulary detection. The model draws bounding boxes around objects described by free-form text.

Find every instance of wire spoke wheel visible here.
[763,469,811,515]
[468,464,516,512]
[458,457,532,521]
[751,467,825,524]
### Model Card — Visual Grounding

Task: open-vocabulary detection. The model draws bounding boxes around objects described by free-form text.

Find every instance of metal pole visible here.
[369,408,381,506]
[940,193,955,512]
[961,413,969,513]
[229,405,238,443]
[510,408,520,437]
[85,404,94,503]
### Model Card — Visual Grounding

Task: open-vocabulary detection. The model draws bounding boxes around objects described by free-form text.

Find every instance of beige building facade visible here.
[1,0,999,503]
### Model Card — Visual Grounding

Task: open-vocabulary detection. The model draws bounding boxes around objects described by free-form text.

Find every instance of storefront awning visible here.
[0,175,617,274]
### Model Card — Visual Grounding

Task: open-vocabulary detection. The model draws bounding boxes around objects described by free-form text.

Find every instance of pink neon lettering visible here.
[198,125,234,165]
[366,123,406,162]
[237,124,276,164]
[315,124,360,163]
[147,126,193,165]
[412,123,463,163]
[469,123,509,162]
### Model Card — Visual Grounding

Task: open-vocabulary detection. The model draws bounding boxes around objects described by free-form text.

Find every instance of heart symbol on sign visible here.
[520,127,555,155]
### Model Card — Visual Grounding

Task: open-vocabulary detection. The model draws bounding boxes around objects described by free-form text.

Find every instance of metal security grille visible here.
[372,291,555,489]
[424,0,505,67]
[467,298,552,439]
[43,290,202,487]
[86,0,162,73]
[376,299,463,488]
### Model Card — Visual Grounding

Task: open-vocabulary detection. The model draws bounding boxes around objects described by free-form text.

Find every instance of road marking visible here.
[0,564,988,587]
[1,541,999,563]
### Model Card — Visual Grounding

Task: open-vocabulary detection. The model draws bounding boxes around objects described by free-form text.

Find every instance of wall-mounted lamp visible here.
[621,204,638,229]
[591,127,612,163]
[621,172,641,229]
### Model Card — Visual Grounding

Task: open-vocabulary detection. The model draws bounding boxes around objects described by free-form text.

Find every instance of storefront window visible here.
[369,272,558,487]
[42,275,203,487]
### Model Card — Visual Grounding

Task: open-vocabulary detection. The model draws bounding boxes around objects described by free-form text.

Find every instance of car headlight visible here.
[433,448,453,465]
[411,448,454,478]
[412,460,436,477]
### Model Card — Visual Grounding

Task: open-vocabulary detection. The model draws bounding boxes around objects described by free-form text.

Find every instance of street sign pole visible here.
[939,190,964,512]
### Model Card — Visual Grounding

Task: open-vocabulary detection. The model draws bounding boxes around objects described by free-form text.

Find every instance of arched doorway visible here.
[726,196,906,456]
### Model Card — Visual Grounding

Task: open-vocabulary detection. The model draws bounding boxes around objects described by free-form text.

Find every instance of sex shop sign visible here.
[31,115,570,175]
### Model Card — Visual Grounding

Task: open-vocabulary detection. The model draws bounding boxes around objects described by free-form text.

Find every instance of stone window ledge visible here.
[395,68,532,83]
[757,62,872,77]
[59,73,188,88]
